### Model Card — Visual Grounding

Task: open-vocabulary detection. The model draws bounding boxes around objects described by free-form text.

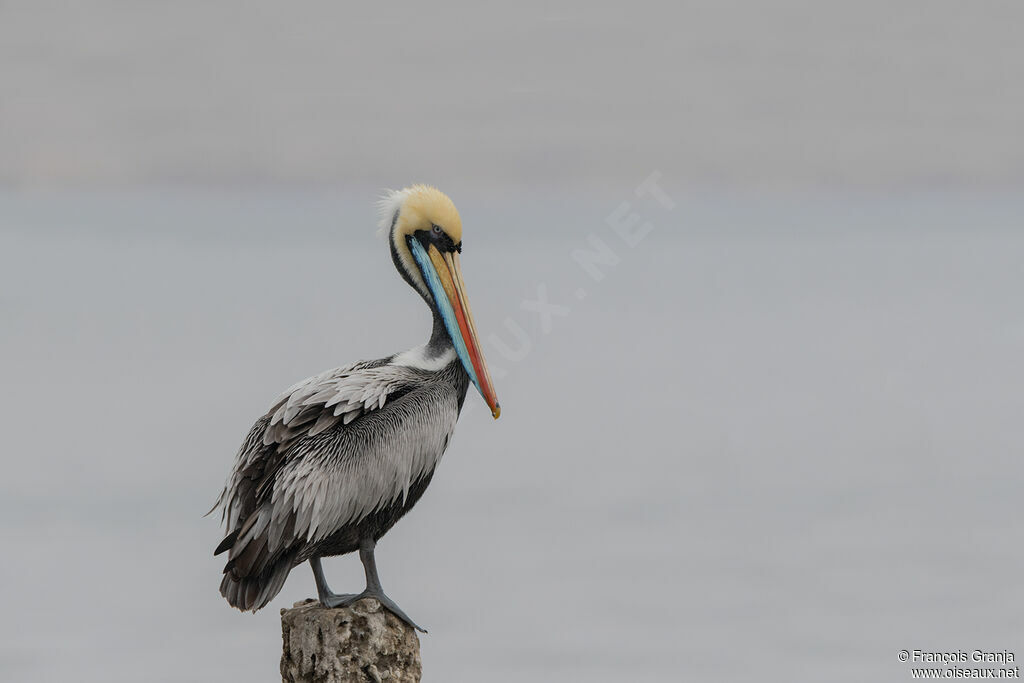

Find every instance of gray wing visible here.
[212,358,387,533]
[213,359,460,573]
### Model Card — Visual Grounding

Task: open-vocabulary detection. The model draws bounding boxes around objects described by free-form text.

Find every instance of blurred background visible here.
[2,2,1022,682]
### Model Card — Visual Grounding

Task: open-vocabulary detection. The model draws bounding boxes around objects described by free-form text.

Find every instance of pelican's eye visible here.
[431,224,443,236]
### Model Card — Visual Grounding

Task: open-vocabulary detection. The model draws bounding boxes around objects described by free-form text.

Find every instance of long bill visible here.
[411,239,500,418]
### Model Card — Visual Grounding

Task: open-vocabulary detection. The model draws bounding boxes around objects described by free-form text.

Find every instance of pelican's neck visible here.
[391,310,457,372]
[426,306,451,354]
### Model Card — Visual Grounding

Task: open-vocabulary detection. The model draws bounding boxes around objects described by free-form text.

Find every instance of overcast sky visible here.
[2,1,1023,192]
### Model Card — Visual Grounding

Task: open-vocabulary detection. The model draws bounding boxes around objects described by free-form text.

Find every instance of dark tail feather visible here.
[214,529,240,556]
[220,553,294,612]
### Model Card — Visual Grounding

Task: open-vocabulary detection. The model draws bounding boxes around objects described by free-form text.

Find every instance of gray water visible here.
[2,190,1021,681]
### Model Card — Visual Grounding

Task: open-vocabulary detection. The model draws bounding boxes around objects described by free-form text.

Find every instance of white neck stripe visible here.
[392,345,456,372]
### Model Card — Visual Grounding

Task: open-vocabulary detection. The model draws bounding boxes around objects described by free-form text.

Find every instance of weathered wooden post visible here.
[280,599,422,682]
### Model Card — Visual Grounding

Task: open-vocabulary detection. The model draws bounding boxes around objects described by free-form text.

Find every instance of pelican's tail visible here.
[215,509,298,612]
[219,556,293,612]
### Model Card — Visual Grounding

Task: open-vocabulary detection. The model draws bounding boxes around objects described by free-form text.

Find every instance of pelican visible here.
[211,185,499,631]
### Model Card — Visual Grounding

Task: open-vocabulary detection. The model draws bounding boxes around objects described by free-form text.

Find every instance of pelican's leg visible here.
[310,556,359,606]
[356,537,427,633]
[310,545,426,633]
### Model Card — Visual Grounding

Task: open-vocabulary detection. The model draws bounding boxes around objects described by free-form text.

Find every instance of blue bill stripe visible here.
[409,238,481,390]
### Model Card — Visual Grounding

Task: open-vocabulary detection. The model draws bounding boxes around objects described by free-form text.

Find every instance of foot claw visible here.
[373,593,427,633]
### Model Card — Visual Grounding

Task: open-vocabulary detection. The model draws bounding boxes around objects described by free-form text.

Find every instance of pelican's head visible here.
[379,185,500,419]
